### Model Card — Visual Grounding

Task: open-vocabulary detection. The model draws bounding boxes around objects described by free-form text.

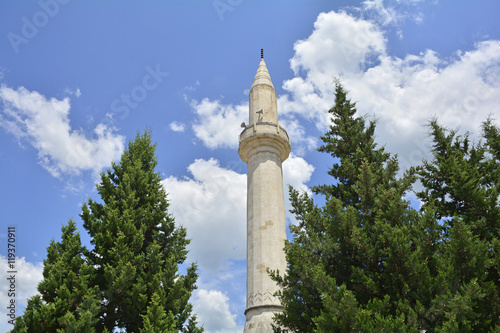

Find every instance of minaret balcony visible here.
[238,122,291,163]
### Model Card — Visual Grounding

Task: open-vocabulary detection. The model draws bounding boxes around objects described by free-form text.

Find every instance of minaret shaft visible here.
[239,56,290,332]
[246,145,287,303]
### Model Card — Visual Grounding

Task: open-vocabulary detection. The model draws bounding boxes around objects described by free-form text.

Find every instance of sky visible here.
[1,0,499,332]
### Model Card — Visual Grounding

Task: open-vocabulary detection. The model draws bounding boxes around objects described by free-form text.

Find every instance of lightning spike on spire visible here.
[261,48,263,59]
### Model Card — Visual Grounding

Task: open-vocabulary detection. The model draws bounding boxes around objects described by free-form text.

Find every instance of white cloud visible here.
[278,117,318,155]
[183,10,500,264]
[345,40,500,171]
[169,121,186,132]
[278,10,500,172]
[0,85,125,177]
[279,10,386,129]
[189,95,320,153]
[290,11,386,78]
[64,87,82,98]
[360,0,428,36]
[362,0,401,26]
[283,153,315,193]
[162,156,313,332]
[188,12,385,152]
[163,158,247,273]
[186,9,500,226]
[191,98,247,149]
[193,289,238,333]
[163,155,314,272]
[0,256,43,332]
[283,154,315,224]
[273,11,389,152]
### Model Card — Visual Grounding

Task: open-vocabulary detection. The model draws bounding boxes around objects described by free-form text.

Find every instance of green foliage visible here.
[417,118,500,239]
[417,118,500,331]
[57,295,101,333]
[272,82,499,332]
[139,293,176,333]
[13,131,202,333]
[11,221,100,332]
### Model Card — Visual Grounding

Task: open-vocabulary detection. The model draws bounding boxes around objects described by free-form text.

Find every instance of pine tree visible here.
[81,131,201,332]
[417,119,500,331]
[11,221,100,332]
[271,83,499,332]
[12,131,202,333]
[271,82,440,332]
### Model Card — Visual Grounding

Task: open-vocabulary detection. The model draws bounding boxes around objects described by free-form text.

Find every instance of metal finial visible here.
[261,49,263,59]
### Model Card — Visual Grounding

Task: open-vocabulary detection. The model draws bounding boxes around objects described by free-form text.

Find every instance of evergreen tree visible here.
[13,131,202,333]
[417,119,500,331]
[271,82,440,332]
[271,83,499,332]
[81,131,201,332]
[11,221,100,332]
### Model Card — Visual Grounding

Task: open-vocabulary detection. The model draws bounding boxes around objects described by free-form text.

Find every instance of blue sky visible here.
[1,1,500,332]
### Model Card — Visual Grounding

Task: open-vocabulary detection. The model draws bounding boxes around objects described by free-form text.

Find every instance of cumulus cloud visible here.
[0,85,125,177]
[362,0,402,26]
[187,7,500,224]
[278,117,318,155]
[193,289,238,333]
[345,41,500,170]
[192,10,499,179]
[283,153,315,193]
[0,256,43,332]
[162,156,314,273]
[278,10,386,132]
[188,11,389,153]
[191,98,247,149]
[190,94,319,154]
[162,156,313,331]
[279,10,500,172]
[283,153,315,223]
[163,158,247,273]
[169,121,186,132]
[291,11,386,77]
[360,0,426,31]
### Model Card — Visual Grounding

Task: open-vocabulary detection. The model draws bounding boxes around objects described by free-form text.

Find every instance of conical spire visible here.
[249,50,278,125]
[251,58,274,89]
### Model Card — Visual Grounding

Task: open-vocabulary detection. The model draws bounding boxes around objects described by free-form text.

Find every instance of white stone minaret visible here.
[239,50,290,332]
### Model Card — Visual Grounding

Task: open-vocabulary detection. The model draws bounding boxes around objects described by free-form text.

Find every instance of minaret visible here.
[239,50,290,332]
